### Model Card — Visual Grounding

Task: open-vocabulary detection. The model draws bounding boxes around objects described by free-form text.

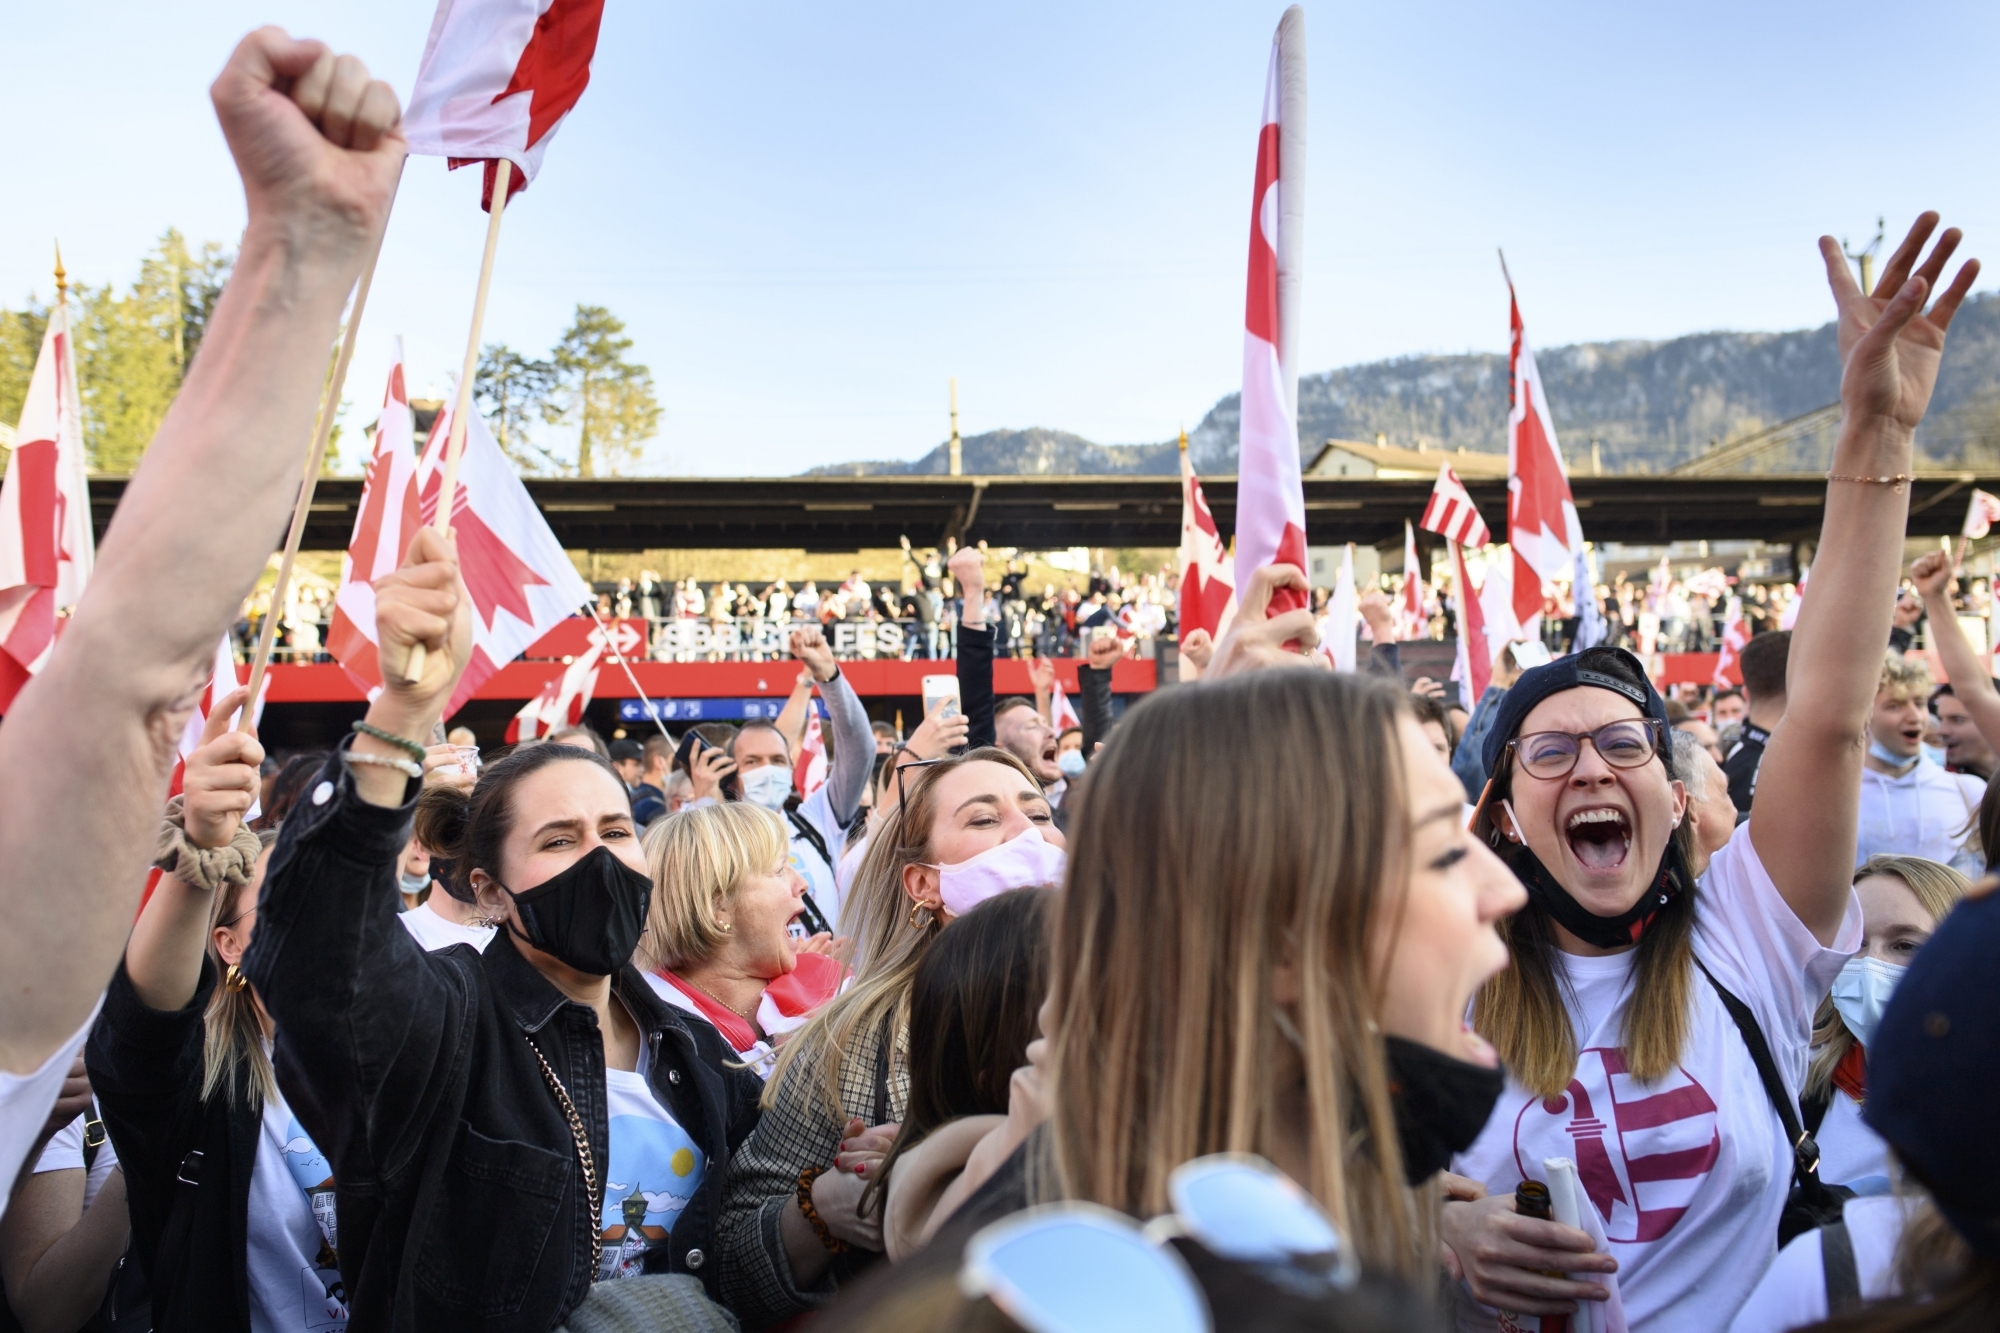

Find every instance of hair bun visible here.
[413,785,472,862]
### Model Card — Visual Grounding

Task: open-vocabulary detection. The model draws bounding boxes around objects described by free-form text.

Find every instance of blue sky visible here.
[5,1,1997,475]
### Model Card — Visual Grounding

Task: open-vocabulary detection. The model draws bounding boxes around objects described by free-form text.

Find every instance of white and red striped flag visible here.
[505,637,601,742]
[1962,489,2000,540]
[1420,462,1490,549]
[1714,597,1750,689]
[1049,677,1081,734]
[405,0,607,209]
[1449,544,1494,712]
[793,701,828,801]
[1504,275,1583,629]
[1177,436,1235,646]
[1231,8,1310,617]
[416,401,594,718]
[1397,520,1426,640]
[0,296,94,711]
[328,341,423,697]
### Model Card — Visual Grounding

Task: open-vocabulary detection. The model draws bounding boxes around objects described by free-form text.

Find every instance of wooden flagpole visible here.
[582,598,673,743]
[240,184,398,731]
[404,157,512,685]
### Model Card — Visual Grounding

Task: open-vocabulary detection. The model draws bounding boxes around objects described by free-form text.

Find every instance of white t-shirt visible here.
[1816,1087,1892,1193]
[788,785,847,931]
[247,1085,348,1332]
[1854,759,1982,868]
[1726,1194,1907,1333]
[396,899,496,952]
[34,1107,120,1208]
[1453,830,1861,1333]
[598,1049,708,1280]
[0,1004,96,1224]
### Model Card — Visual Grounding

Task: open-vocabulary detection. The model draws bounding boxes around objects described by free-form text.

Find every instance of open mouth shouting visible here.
[1564,805,1630,872]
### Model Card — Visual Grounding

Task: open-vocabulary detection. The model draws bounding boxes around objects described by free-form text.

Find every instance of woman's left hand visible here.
[812,1161,885,1250]
[796,932,838,955]
[1821,214,1979,437]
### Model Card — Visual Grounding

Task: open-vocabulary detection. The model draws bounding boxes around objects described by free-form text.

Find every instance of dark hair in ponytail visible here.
[414,741,623,902]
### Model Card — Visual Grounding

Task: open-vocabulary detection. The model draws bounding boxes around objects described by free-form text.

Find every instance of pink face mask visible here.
[935,827,1067,917]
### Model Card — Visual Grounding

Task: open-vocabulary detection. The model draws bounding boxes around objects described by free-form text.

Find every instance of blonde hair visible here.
[760,748,1040,1114]
[1806,855,1969,1102]
[202,834,278,1108]
[1047,671,1431,1280]
[636,801,789,973]
[1877,651,1935,704]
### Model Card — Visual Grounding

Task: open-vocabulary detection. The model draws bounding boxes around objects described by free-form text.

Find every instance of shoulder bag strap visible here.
[872,1008,896,1126]
[1820,1219,1862,1314]
[1692,958,1821,1180]
[1802,1085,1832,1137]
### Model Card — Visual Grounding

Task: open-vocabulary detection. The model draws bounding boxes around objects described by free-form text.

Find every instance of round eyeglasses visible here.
[1506,719,1666,781]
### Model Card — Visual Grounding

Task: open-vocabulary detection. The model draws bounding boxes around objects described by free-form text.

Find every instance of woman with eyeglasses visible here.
[715,747,1064,1328]
[1443,216,1981,1332]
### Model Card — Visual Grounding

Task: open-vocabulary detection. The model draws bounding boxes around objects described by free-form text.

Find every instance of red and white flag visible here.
[1231,8,1310,617]
[142,636,267,909]
[1449,543,1494,712]
[1049,678,1081,734]
[1420,462,1490,549]
[1504,277,1583,629]
[1962,489,2000,540]
[328,341,424,697]
[417,401,594,718]
[1714,598,1750,689]
[1320,544,1358,672]
[1397,521,1426,641]
[0,299,94,711]
[794,701,828,801]
[405,0,606,208]
[505,637,601,742]
[1177,440,1236,645]
[1779,566,1808,631]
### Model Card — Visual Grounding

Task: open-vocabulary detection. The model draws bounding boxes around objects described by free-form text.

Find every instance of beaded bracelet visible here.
[796,1166,848,1254]
[344,750,423,779]
[1825,471,1911,490]
[352,720,428,761]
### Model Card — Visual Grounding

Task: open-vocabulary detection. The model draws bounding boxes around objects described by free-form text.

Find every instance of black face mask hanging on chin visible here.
[503,845,654,977]
[1384,1036,1506,1185]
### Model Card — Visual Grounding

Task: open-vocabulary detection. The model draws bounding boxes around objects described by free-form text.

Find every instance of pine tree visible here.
[549,305,660,477]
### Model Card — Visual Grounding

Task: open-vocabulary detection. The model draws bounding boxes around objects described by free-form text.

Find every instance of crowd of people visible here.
[5,28,2000,1333]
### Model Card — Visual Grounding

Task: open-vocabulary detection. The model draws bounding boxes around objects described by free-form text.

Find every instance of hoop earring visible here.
[908,902,935,931]
[224,963,249,993]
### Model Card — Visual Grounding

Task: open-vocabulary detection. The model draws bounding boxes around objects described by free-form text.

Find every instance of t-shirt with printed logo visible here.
[597,1055,708,1280]
[1453,826,1861,1333]
[246,1083,348,1332]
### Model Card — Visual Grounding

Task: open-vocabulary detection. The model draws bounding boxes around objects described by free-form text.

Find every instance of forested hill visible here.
[812,291,2000,476]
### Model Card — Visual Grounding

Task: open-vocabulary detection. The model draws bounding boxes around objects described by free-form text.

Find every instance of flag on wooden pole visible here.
[1448,543,1493,712]
[1231,7,1310,616]
[1397,520,1426,640]
[1503,264,1583,630]
[1320,544,1358,672]
[0,277,93,711]
[328,341,423,695]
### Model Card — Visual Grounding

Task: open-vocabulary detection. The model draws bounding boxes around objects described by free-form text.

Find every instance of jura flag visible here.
[329,341,424,697]
[1231,8,1309,616]
[1963,488,2000,540]
[1177,440,1235,643]
[417,401,593,718]
[1397,521,1426,641]
[505,637,601,743]
[794,702,828,801]
[142,636,267,909]
[1714,597,1750,688]
[1050,677,1080,734]
[1504,278,1583,628]
[1420,462,1490,549]
[0,299,93,710]
[406,0,606,208]
[1448,543,1493,713]
[1320,545,1358,673]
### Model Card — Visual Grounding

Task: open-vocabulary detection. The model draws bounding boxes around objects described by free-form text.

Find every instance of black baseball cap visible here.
[609,739,644,764]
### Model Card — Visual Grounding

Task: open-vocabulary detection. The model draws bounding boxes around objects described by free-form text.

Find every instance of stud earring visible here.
[224,963,249,993]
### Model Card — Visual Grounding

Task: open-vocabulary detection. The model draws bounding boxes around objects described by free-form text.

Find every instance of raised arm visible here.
[1911,549,2000,750]
[952,547,996,750]
[1751,215,1980,943]
[792,627,872,827]
[0,30,402,1077]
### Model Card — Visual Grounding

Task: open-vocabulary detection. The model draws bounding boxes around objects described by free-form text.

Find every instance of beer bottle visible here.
[1513,1180,1568,1333]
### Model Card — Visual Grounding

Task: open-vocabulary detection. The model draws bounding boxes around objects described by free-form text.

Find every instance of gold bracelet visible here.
[1825,471,1911,490]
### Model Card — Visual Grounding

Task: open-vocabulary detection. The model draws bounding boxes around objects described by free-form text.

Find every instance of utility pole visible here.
[948,376,962,476]
[1843,217,1885,295]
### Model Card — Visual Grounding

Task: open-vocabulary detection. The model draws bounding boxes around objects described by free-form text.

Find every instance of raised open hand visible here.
[1819,213,1979,437]
[181,687,264,850]
[211,29,403,251]
[1027,656,1055,694]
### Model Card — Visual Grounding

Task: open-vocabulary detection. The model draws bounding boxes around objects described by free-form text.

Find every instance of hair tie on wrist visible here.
[344,749,423,780]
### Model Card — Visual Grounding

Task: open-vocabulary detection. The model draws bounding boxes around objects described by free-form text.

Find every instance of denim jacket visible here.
[241,751,762,1333]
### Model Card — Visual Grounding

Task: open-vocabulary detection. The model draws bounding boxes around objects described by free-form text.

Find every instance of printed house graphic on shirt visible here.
[602,1113,705,1252]
[1512,1047,1720,1243]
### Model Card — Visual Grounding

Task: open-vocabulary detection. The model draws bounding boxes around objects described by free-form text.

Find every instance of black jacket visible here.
[241,752,763,1333]
[86,957,260,1333]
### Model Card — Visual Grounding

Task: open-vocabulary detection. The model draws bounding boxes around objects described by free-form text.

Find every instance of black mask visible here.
[1384,1035,1505,1185]
[504,846,652,977]
[1511,839,1691,951]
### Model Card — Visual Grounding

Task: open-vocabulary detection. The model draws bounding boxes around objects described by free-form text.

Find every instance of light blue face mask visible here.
[1922,743,1949,768]
[1867,738,1918,770]
[1830,956,1905,1051]
[1057,749,1087,779]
